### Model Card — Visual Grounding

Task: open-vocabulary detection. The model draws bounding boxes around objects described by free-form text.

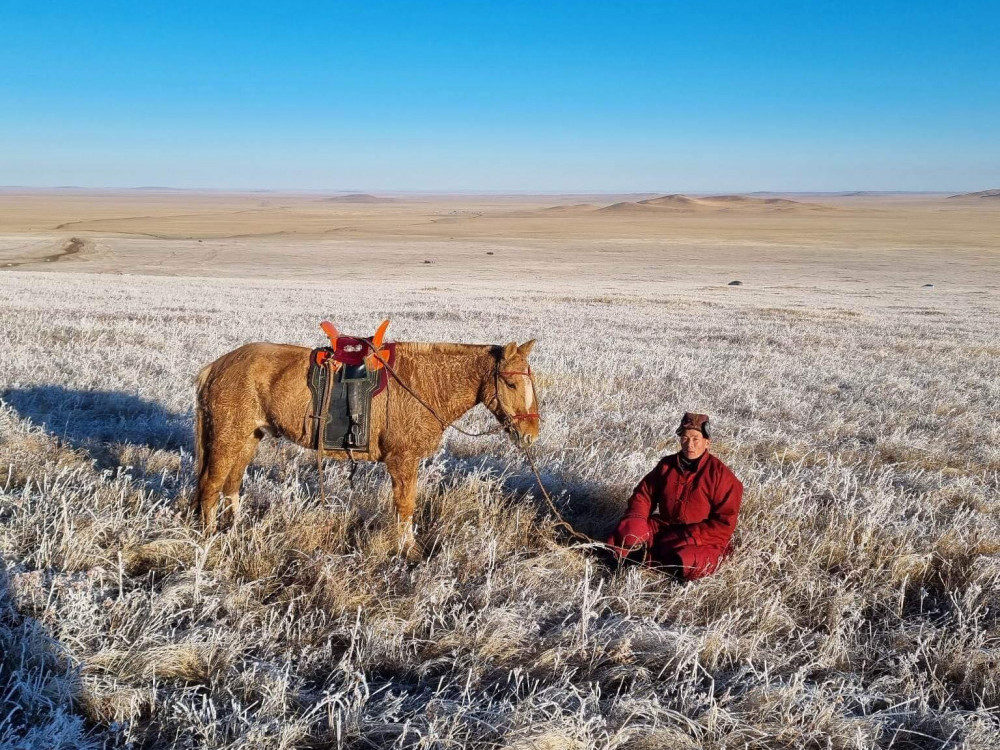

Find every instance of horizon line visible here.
[0,185,981,196]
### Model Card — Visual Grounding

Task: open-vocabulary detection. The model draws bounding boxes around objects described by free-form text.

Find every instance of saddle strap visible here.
[315,360,334,502]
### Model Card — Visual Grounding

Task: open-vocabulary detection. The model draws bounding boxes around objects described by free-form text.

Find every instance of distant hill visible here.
[502,203,601,218]
[947,189,1000,199]
[506,193,833,218]
[596,201,670,213]
[538,203,600,215]
[321,193,398,203]
[594,194,828,213]
[637,194,704,208]
[699,194,808,208]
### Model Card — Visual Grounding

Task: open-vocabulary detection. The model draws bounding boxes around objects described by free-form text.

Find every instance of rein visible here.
[360,339,504,439]
[326,336,599,546]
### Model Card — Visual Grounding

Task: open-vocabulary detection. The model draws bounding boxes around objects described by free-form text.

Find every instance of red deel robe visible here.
[609,452,743,579]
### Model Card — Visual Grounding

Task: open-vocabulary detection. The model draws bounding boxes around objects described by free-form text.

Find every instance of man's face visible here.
[679,428,710,460]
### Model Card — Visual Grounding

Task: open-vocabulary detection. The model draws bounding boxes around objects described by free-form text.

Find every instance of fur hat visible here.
[676,412,710,438]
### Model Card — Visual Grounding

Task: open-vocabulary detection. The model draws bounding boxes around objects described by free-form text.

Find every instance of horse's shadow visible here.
[2,385,190,473]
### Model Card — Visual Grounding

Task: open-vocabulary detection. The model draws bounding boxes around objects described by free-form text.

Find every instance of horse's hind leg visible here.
[194,458,226,534]
[195,444,232,534]
[218,432,262,529]
[194,423,251,534]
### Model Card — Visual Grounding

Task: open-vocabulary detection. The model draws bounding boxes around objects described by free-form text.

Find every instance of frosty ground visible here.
[1,269,998,749]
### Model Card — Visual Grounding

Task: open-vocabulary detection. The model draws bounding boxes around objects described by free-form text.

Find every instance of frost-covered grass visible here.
[1,270,998,749]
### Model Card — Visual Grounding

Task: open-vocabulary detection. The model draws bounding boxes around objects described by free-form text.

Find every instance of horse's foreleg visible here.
[386,455,419,554]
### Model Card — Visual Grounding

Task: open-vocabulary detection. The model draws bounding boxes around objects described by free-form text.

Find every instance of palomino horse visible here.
[193,337,539,545]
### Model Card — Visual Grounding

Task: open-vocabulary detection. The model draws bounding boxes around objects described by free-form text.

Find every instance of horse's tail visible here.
[193,363,213,479]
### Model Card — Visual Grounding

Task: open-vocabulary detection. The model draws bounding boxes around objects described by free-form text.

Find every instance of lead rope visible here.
[520,443,603,546]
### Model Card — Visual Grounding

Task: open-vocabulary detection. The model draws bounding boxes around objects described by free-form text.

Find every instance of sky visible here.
[1,1,998,192]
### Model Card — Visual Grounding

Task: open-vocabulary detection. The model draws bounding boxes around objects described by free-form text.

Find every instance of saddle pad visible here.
[307,343,395,452]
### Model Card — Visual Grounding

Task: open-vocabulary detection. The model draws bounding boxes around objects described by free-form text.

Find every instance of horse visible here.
[192,337,539,547]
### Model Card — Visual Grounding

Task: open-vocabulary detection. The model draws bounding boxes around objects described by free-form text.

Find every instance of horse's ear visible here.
[518,340,536,357]
[503,341,518,360]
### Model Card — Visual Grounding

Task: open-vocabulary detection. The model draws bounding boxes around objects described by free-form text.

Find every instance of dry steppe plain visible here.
[1,190,999,749]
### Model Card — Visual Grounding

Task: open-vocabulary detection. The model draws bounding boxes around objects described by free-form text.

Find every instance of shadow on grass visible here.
[2,385,190,473]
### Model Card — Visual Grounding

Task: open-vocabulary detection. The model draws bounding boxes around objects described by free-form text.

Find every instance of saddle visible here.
[306,320,395,452]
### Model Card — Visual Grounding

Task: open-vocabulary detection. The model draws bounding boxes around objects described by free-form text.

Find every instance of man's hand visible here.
[607,516,653,557]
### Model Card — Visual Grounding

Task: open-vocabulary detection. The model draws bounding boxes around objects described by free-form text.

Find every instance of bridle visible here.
[493,362,540,429]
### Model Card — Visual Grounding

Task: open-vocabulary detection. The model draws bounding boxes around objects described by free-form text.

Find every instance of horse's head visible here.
[485,340,540,447]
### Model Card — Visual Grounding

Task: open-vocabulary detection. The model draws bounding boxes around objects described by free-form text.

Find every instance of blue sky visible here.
[1,1,998,192]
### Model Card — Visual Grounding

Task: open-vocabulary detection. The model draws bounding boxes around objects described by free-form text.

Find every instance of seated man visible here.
[608,412,743,580]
